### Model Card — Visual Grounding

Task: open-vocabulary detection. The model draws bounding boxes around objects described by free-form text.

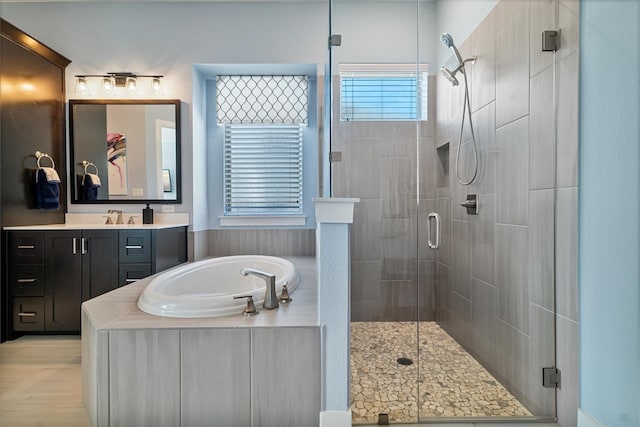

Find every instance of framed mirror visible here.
[69,99,181,204]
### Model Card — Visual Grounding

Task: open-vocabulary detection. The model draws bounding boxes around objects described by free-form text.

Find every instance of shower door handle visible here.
[427,212,441,250]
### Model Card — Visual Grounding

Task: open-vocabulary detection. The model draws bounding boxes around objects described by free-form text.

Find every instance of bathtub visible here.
[137,255,299,318]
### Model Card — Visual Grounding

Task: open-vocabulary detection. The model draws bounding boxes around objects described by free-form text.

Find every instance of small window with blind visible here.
[339,63,429,122]
[216,75,308,219]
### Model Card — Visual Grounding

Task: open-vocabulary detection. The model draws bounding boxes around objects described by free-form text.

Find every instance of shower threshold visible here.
[350,321,536,424]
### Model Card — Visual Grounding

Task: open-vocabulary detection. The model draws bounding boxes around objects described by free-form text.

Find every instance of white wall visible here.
[435,0,497,65]
[330,0,438,73]
[579,1,640,426]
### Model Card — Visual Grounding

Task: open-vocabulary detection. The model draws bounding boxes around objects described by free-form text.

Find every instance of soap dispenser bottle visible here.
[142,204,154,224]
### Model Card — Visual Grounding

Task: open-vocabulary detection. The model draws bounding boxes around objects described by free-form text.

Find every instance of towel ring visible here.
[35,151,55,169]
[82,161,99,175]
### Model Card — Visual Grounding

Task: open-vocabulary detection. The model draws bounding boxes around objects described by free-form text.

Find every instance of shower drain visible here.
[396,357,414,366]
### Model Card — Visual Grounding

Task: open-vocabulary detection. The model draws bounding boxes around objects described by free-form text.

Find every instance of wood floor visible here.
[0,335,90,427]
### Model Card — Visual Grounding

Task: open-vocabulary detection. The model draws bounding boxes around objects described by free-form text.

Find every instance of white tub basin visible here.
[137,255,298,318]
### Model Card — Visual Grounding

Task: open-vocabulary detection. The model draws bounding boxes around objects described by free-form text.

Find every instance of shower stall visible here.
[327,0,579,424]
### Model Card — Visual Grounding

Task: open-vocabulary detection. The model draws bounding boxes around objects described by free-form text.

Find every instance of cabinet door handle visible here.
[125,245,143,249]
[17,245,35,249]
[18,312,36,317]
[81,238,87,255]
[17,278,37,283]
[72,237,78,255]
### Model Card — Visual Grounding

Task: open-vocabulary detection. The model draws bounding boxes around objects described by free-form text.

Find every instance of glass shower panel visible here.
[331,0,563,424]
[329,0,421,424]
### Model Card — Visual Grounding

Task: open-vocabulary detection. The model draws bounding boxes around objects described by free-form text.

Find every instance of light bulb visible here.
[125,76,138,94]
[75,77,88,95]
[151,77,163,96]
[101,77,114,95]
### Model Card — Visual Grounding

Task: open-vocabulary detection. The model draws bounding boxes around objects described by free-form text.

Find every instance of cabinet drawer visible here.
[119,230,151,264]
[119,263,152,286]
[9,265,45,297]
[8,232,44,264]
[13,297,45,331]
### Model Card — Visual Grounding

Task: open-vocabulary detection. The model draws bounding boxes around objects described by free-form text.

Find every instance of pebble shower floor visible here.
[350,322,531,424]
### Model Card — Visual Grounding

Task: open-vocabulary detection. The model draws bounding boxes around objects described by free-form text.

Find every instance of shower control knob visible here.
[460,194,478,215]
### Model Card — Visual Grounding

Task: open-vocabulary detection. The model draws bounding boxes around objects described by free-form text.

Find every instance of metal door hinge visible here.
[542,30,560,52]
[542,367,561,388]
[329,34,342,48]
[329,151,342,163]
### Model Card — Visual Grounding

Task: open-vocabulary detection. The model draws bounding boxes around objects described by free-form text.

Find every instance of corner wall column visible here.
[314,197,358,419]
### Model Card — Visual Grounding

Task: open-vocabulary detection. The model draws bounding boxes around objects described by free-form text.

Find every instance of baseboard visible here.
[578,409,605,427]
[320,410,352,427]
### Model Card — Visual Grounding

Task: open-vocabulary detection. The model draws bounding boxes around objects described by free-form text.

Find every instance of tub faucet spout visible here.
[240,268,279,310]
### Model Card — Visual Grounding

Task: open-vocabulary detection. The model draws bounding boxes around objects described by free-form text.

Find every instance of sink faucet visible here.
[107,209,124,224]
[240,268,279,310]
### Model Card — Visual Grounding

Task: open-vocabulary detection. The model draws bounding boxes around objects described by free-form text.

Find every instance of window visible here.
[224,123,303,215]
[339,63,429,121]
[216,74,308,220]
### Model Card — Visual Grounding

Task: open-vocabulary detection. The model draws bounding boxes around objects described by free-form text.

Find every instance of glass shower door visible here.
[419,0,560,422]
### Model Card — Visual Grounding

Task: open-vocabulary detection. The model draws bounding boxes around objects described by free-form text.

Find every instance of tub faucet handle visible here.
[279,282,292,304]
[234,295,258,316]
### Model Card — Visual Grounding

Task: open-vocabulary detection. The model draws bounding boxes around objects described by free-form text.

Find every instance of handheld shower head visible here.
[441,67,459,86]
[440,33,454,48]
[440,32,464,67]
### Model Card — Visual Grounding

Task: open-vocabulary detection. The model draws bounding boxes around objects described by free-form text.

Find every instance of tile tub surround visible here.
[350,322,531,425]
[82,256,319,427]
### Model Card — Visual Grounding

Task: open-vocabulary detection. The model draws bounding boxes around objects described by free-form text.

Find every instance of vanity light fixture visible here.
[75,72,164,96]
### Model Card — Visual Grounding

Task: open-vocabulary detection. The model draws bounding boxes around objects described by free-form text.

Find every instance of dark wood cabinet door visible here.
[44,230,82,331]
[153,226,187,272]
[81,230,118,300]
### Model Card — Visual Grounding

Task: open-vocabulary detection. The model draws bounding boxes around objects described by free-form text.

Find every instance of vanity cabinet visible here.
[6,226,187,337]
[8,230,117,333]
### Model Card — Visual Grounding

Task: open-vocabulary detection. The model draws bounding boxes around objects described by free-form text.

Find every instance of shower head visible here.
[441,67,459,86]
[440,33,454,48]
[440,32,464,67]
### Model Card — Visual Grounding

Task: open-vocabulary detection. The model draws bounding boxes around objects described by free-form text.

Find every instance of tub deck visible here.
[82,256,320,427]
[82,256,318,330]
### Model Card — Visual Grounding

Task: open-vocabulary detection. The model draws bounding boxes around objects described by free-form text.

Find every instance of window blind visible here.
[224,124,303,215]
[339,63,429,121]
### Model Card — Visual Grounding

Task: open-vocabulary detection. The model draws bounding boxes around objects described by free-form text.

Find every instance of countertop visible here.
[3,212,189,230]
[3,223,188,230]
[82,256,318,331]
